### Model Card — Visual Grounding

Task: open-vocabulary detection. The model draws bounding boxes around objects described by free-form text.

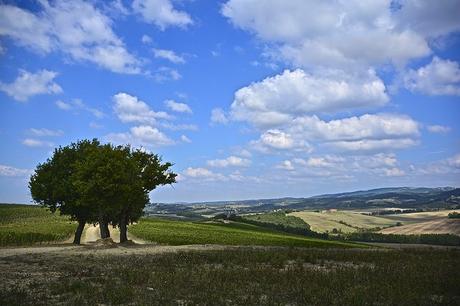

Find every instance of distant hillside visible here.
[148,187,460,216]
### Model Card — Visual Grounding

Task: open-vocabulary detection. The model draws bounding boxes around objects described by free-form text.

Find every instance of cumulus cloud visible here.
[56,99,104,118]
[403,57,460,95]
[113,92,172,124]
[0,69,62,102]
[279,153,406,178]
[164,100,192,113]
[153,48,185,64]
[427,125,451,134]
[182,167,226,181]
[231,69,388,128]
[105,125,174,147]
[132,0,193,30]
[265,113,420,152]
[0,164,32,177]
[222,0,439,70]
[207,156,251,168]
[28,128,63,137]
[0,1,141,73]
[210,108,229,124]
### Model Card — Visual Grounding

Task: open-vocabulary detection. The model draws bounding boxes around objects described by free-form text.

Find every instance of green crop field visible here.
[290,210,399,233]
[0,204,75,246]
[130,217,361,248]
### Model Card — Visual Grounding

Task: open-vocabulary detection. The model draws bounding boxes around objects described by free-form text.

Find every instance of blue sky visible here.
[0,0,459,204]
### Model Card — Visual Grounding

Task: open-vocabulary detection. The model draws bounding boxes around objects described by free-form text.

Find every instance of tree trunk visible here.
[99,219,110,239]
[119,214,128,243]
[73,220,85,245]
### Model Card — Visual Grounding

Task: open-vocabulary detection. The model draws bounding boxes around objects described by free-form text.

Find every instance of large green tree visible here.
[30,139,177,244]
[29,139,101,244]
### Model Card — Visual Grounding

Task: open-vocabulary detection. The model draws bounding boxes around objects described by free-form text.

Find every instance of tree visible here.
[30,139,177,244]
[29,139,100,244]
[117,149,176,242]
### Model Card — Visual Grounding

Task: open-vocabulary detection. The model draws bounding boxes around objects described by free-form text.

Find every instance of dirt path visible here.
[62,224,147,244]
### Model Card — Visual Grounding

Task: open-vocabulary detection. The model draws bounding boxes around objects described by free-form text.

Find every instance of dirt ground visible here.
[379,218,460,235]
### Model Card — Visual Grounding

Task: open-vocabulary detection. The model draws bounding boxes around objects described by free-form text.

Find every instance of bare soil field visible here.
[379,218,460,235]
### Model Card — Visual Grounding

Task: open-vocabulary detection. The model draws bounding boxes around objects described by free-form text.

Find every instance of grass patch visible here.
[0,204,75,246]
[130,217,359,248]
[1,248,459,305]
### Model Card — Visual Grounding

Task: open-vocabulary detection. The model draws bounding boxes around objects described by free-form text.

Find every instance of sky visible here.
[0,0,459,204]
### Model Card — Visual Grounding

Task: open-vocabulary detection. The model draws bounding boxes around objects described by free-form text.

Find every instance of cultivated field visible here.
[1,246,459,305]
[130,218,359,248]
[380,218,460,235]
[0,204,75,246]
[289,210,397,233]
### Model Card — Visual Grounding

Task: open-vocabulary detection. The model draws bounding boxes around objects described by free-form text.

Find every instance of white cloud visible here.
[210,108,229,124]
[22,138,53,148]
[180,135,191,143]
[0,69,62,102]
[279,153,406,178]
[247,113,419,154]
[164,99,192,113]
[55,100,72,110]
[132,0,193,30]
[153,66,182,82]
[141,34,153,44]
[427,125,451,134]
[403,57,460,96]
[207,156,251,168]
[221,0,460,72]
[56,99,104,118]
[384,167,405,177]
[412,153,460,175]
[0,164,32,177]
[153,48,185,64]
[231,69,388,128]
[256,130,294,149]
[105,125,174,147]
[113,92,172,124]
[28,128,63,137]
[289,114,419,142]
[182,167,226,181]
[0,1,141,74]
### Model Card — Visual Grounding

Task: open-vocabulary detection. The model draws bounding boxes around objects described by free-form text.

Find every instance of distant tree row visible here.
[29,139,176,244]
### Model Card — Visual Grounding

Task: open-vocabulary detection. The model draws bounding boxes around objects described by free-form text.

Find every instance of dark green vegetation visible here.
[448,212,460,218]
[1,247,459,305]
[0,204,74,246]
[130,218,357,248]
[29,139,176,244]
[243,211,310,230]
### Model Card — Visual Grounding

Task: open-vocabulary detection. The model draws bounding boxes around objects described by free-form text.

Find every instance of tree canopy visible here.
[29,139,176,244]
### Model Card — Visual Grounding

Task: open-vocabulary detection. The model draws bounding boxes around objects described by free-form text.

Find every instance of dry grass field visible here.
[289,210,398,233]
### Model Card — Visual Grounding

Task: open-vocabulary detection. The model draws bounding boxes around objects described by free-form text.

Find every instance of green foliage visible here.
[448,211,460,219]
[29,139,177,242]
[2,248,459,305]
[130,217,359,248]
[243,211,311,230]
[0,205,75,246]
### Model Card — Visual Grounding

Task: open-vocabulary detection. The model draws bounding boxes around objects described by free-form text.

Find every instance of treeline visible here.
[29,139,176,244]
